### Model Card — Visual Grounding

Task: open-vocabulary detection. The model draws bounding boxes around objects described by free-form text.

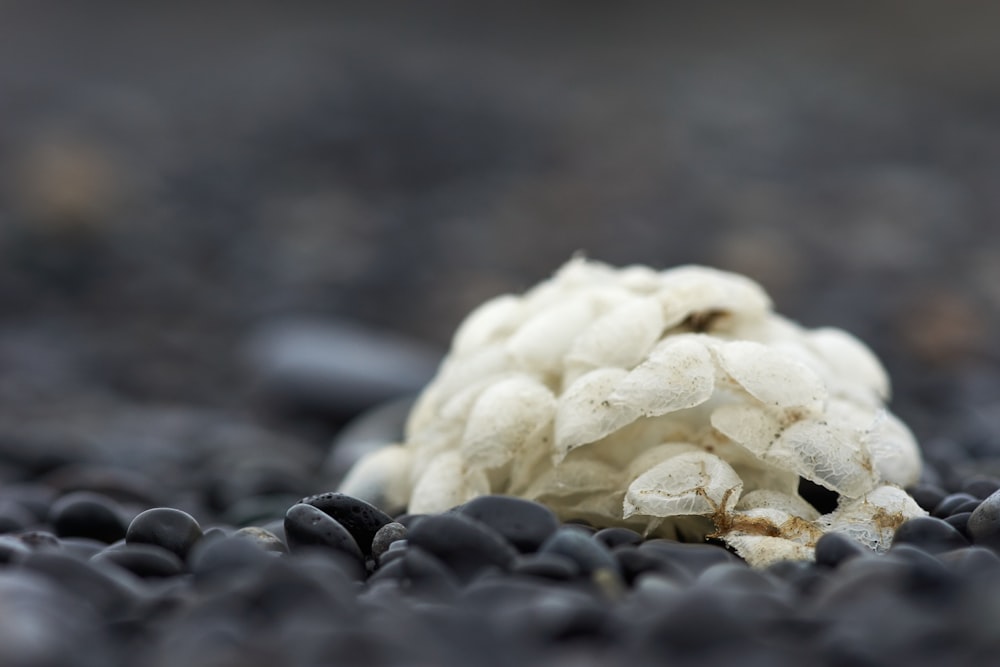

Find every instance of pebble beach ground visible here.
[1,3,1000,666]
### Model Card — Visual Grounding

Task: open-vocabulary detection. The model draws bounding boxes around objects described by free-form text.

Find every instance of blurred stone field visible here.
[0,1,999,511]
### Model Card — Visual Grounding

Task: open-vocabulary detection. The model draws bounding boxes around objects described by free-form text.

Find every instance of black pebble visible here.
[126,507,203,559]
[892,516,969,554]
[967,489,1000,550]
[233,526,287,553]
[457,495,560,553]
[298,492,394,557]
[511,552,581,581]
[407,512,517,583]
[539,527,621,578]
[283,503,365,564]
[49,491,129,544]
[614,545,691,586]
[188,535,273,583]
[814,532,868,568]
[369,546,460,599]
[92,543,185,578]
[594,526,644,549]
[371,521,408,560]
[638,539,742,577]
[945,511,974,540]
[907,483,947,513]
[932,492,981,518]
[962,477,1000,500]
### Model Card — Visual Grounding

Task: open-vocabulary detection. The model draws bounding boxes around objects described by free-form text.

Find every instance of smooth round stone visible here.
[815,532,868,568]
[0,535,31,564]
[234,526,287,554]
[368,546,460,599]
[126,507,203,559]
[892,516,969,554]
[371,521,408,560]
[907,484,947,513]
[967,489,1000,550]
[933,493,981,518]
[18,551,141,617]
[594,526,643,549]
[511,552,581,581]
[298,492,394,557]
[92,543,185,578]
[614,545,691,586]
[945,511,973,540]
[406,513,517,583]
[962,477,1000,500]
[539,527,621,579]
[0,484,56,522]
[0,500,36,534]
[188,536,273,583]
[49,491,128,544]
[638,539,742,576]
[457,495,560,553]
[283,503,364,563]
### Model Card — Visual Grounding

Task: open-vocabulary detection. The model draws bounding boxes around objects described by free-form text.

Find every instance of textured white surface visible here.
[340,259,925,566]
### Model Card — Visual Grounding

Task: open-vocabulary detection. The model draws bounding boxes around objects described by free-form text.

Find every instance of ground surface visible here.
[0,4,999,665]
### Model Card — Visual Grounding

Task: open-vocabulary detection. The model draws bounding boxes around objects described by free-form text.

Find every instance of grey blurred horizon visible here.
[1,2,998,446]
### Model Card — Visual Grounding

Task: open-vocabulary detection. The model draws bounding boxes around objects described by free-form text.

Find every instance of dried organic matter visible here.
[340,259,925,566]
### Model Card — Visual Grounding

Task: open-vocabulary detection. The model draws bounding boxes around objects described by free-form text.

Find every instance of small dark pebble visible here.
[407,512,517,583]
[539,527,621,579]
[370,521,408,560]
[49,491,129,544]
[962,477,1000,500]
[187,534,273,583]
[511,552,581,581]
[233,526,287,553]
[638,539,743,576]
[945,511,974,540]
[283,503,364,564]
[126,507,203,559]
[614,544,692,586]
[933,492,981,518]
[967,489,1000,550]
[907,483,948,513]
[815,532,868,568]
[92,543,185,578]
[891,516,970,554]
[594,526,644,549]
[369,545,460,599]
[298,492,394,557]
[457,495,560,553]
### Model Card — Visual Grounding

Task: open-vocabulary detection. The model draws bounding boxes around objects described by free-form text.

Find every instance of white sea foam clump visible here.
[340,258,925,566]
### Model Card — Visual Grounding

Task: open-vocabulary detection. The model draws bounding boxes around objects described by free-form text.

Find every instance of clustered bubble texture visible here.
[340,259,925,566]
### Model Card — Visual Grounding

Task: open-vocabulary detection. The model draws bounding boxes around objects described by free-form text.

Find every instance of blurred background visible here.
[1,2,998,515]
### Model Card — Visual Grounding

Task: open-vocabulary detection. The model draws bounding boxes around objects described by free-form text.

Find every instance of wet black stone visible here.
[283,503,365,564]
[594,526,643,549]
[638,539,742,577]
[457,495,560,553]
[814,532,868,568]
[298,492,394,557]
[967,489,1000,550]
[49,491,129,544]
[892,516,969,554]
[932,492,981,518]
[126,507,203,559]
[511,552,580,582]
[92,543,185,578]
[907,483,948,513]
[407,512,517,583]
[370,521,408,560]
[539,527,621,579]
